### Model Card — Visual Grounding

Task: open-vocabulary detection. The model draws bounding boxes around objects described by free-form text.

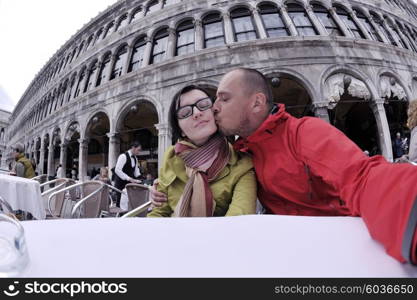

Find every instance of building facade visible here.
[3,0,417,180]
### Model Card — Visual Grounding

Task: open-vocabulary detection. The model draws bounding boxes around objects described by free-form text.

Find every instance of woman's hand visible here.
[149,179,167,207]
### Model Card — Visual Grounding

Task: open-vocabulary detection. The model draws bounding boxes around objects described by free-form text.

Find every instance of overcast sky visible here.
[1,0,417,109]
[0,0,118,107]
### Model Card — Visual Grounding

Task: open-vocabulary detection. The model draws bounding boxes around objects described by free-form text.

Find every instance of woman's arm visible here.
[225,170,257,216]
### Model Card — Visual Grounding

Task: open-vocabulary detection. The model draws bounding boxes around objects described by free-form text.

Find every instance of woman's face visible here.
[177,89,217,146]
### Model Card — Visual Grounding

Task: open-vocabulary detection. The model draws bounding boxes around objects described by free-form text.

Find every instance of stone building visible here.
[3,0,417,180]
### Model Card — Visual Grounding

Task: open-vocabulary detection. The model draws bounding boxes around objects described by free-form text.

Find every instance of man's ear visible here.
[252,92,267,112]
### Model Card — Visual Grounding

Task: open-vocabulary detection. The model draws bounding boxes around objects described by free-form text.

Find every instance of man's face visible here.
[132,146,141,156]
[213,71,251,137]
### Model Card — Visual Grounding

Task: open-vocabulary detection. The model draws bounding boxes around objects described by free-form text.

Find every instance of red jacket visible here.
[235,105,417,263]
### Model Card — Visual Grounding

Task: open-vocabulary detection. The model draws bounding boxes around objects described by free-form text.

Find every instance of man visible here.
[12,143,35,179]
[114,140,142,207]
[152,68,417,266]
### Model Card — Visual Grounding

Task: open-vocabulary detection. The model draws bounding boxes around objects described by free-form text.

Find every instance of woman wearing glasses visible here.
[147,85,256,217]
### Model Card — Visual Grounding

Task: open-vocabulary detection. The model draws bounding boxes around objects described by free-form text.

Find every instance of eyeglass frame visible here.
[176,97,213,119]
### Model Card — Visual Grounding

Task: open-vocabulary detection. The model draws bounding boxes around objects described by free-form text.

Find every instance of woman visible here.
[93,166,111,185]
[407,100,417,163]
[147,85,256,217]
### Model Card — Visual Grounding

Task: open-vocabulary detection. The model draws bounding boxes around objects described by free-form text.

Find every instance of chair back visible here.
[125,183,149,216]
[80,181,105,218]
[0,196,13,214]
[48,179,75,217]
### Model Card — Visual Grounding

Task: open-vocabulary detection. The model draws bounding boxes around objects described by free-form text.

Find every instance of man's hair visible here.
[130,140,142,148]
[169,84,212,144]
[233,68,274,108]
[14,143,24,153]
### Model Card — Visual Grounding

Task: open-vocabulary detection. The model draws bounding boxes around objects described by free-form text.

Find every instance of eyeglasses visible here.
[176,97,213,119]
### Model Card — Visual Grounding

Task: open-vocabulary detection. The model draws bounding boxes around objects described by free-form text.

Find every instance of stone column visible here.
[141,37,153,67]
[154,123,171,170]
[370,99,393,162]
[350,10,372,40]
[329,7,351,37]
[47,145,54,179]
[107,133,120,179]
[59,143,68,178]
[313,102,330,123]
[106,55,116,82]
[166,28,176,58]
[222,12,235,44]
[280,5,298,36]
[78,138,89,181]
[305,5,327,36]
[251,7,267,39]
[194,19,204,51]
[39,146,45,175]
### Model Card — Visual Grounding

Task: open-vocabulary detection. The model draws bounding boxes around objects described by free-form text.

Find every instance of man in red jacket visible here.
[153,68,417,265]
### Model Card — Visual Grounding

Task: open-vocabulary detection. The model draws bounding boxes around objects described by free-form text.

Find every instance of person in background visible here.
[93,166,111,185]
[143,173,155,186]
[11,143,35,179]
[407,100,417,163]
[113,141,142,207]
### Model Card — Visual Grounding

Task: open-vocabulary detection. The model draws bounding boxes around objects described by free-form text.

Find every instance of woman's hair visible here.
[168,85,213,144]
[407,100,417,130]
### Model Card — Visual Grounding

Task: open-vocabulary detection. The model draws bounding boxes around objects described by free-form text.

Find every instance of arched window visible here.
[96,53,111,86]
[67,76,76,102]
[85,35,94,50]
[151,28,169,64]
[259,3,289,37]
[116,14,128,31]
[404,25,417,52]
[370,12,394,45]
[103,21,115,39]
[203,12,225,48]
[130,7,142,23]
[69,48,77,63]
[176,20,195,56]
[335,6,365,39]
[60,83,67,106]
[76,42,85,58]
[110,46,128,80]
[387,19,407,49]
[146,0,159,15]
[353,9,382,42]
[95,28,104,43]
[74,68,86,98]
[230,7,257,42]
[128,38,147,72]
[312,4,343,36]
[287,3,318,36]
[84,61,98,92]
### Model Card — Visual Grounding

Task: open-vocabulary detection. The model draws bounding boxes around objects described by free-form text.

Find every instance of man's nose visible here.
[212,102,219,114]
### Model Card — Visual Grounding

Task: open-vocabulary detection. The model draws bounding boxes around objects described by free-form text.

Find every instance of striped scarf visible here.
[173,133,231,217]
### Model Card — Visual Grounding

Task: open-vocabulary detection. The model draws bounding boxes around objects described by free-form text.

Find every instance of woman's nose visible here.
[192,106,202,119]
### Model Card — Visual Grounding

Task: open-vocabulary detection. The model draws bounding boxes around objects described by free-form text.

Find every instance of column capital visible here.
[193,19,202,27]
[155,123,170,132]
[222,12,231,19]
[313,102,329,109]
[328,7,336,14]
[167,27,176,36]
[305,5,313,13]
[78,138,89,146]
[281,5,288,12]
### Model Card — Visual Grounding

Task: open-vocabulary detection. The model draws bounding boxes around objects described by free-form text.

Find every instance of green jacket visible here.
[148,144,257,217]
[16,154,35,179]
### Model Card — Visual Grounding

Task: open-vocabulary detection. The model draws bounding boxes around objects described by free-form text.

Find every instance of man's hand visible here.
[149,179,167,207]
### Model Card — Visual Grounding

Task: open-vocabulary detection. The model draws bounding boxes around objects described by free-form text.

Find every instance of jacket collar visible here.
[234,104,288,152]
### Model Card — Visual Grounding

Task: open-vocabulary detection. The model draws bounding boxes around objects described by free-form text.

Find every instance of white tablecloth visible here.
[0,174,46,220]
[21,215,417,277]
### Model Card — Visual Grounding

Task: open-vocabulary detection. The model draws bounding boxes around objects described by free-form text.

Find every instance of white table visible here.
[0,174,46,220]
[21,215,417,277]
